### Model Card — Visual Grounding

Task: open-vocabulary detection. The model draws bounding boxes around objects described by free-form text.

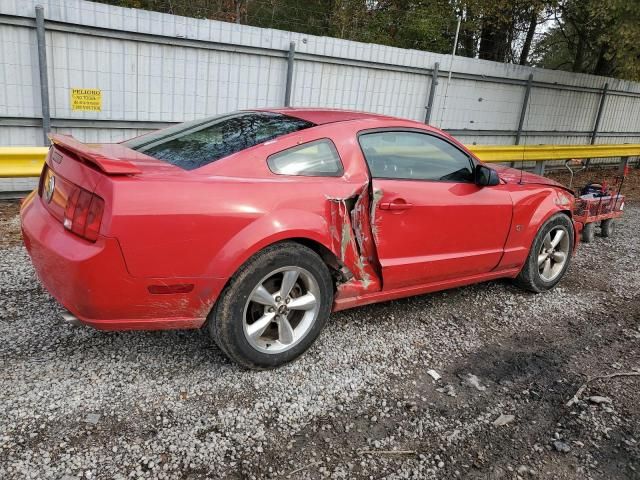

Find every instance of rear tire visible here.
[582,223,595,243]
[208,242,333,369]
[600,219,615,238]
[515,213,574,293]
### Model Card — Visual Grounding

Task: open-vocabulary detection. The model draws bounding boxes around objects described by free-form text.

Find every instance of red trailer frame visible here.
[574,194,624,224]
[565,159,626,242]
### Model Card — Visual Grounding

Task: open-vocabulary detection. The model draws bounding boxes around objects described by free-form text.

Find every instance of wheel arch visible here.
[203,208,346,284]
[526,206,576,254]
[498,189,576,271]
[293,237,347,283]
[202,235,344,330]
[514,208,575,293]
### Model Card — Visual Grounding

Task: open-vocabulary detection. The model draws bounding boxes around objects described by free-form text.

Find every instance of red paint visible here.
[50,134,143,174]
[21,109,577,330]
[371,179,512,288]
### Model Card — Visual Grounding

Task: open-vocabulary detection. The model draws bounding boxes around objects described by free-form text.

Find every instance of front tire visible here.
[515,213,574,293]
[208,242,333,369]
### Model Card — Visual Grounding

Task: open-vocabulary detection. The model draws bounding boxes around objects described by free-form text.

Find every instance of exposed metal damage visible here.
[369,188,384,242]
[326,184,382,300]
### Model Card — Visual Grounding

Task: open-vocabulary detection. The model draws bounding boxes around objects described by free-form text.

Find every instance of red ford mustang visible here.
[21,108,580,368]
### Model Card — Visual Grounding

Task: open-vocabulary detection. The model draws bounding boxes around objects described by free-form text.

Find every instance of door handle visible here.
[379,200,413,211]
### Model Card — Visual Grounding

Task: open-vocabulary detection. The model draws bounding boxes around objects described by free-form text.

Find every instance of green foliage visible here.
[533,0,640,81]
[96,0,639,81]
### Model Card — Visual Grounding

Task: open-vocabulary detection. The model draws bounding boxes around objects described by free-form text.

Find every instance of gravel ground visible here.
[1,182,639,479]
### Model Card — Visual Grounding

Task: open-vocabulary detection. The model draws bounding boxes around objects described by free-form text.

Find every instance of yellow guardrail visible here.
[471,143,640,163]
[0,147,49,177]
[0,143,638,178]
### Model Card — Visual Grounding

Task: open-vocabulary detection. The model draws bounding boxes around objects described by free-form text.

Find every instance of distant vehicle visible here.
[21,109,579,368]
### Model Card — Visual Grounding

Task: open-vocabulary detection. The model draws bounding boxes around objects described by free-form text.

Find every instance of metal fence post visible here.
[284,41,295,107]
[585,82,608,168]
[35,5,51,146]
[516,74,533,146]
[511,73,533,168]
[534,160,545,176]
[424,62,439,124]
[618,157,629,175]
[591,82,609,145]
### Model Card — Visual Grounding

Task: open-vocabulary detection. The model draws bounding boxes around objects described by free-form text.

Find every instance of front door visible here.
[359,130,513,290]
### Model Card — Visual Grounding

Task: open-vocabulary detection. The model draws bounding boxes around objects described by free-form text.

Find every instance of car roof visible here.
[259,107,401,125]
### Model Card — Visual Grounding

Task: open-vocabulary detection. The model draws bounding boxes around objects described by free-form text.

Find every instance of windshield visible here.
[124,111,315,170]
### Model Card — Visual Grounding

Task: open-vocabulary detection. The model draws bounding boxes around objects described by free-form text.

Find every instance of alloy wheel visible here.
[242,266,321,354]
[537,226,570,282]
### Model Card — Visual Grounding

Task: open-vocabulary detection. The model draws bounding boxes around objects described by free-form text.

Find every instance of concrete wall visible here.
[1,0,639,152]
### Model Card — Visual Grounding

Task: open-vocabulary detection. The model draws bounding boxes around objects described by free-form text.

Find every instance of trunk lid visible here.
[49,134,180,175]
[40,135,182,239]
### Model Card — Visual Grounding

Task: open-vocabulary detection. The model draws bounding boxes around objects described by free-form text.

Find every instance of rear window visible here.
[124,111,314,170]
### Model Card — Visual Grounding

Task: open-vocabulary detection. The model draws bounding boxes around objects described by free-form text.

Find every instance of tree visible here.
[457,0,556,64]
[533,0,640,81]
[96,0,638,81]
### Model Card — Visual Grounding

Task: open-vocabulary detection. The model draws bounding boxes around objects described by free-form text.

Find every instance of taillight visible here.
[38,165,48,197]
[63,187,104,242]
[38,151,52,196]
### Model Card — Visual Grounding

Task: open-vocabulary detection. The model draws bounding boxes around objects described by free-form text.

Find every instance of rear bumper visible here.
[20,193,225,330]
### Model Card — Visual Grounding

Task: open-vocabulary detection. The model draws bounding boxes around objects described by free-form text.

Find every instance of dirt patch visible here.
[284,293,640,480]
[0,200,22,248]
[237,207,640,479]
[546,164,640,202]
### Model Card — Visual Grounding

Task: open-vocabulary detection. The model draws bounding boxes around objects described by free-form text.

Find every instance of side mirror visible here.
[475,164,500,187]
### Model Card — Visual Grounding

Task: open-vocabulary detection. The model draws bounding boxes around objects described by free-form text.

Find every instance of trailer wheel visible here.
[582,223,595,243]
[600,219,615,238]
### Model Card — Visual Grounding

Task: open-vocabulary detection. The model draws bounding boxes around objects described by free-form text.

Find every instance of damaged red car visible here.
[21,109,579,368]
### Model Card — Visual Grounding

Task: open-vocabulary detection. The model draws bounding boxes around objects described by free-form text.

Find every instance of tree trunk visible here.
[572,35,585,72]
[519,9,538,65]
[478,22,494,60]
[461,28,476,58]
[460,7,476,58]
[593,44,614,76]
[479,21,509,62]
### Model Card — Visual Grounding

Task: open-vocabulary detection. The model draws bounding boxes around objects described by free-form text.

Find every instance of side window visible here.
[267,139,343,177]
[359,131,474,182]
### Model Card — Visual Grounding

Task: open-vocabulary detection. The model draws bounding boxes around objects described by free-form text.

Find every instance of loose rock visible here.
[465,373,487,391]
[588,396,612,405]
[427,369,441,381]
[493,414,515,427]
[553,441,571,453]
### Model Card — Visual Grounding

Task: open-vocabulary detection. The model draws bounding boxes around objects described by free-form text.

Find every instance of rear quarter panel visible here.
[101,120,374,280]
[104,177,358,279]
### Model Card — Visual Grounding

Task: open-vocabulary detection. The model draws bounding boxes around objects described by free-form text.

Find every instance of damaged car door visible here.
[359,130,512,290]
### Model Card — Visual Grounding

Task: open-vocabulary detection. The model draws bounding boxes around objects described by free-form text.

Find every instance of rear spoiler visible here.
[49,134,142,175]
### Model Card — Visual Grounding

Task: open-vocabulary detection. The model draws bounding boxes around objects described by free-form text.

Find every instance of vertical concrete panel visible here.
[136,43,151,121]
[0,126,41,146]
[527,87,600,134]
[0,25,39,118]
[600,94,640,133]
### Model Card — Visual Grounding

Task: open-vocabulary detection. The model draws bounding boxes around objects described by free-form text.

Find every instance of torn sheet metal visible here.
[326,184,382,299]
[369,188,383,242]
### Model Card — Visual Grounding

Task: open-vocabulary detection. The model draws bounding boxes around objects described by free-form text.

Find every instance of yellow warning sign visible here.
[71,88,102,111]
